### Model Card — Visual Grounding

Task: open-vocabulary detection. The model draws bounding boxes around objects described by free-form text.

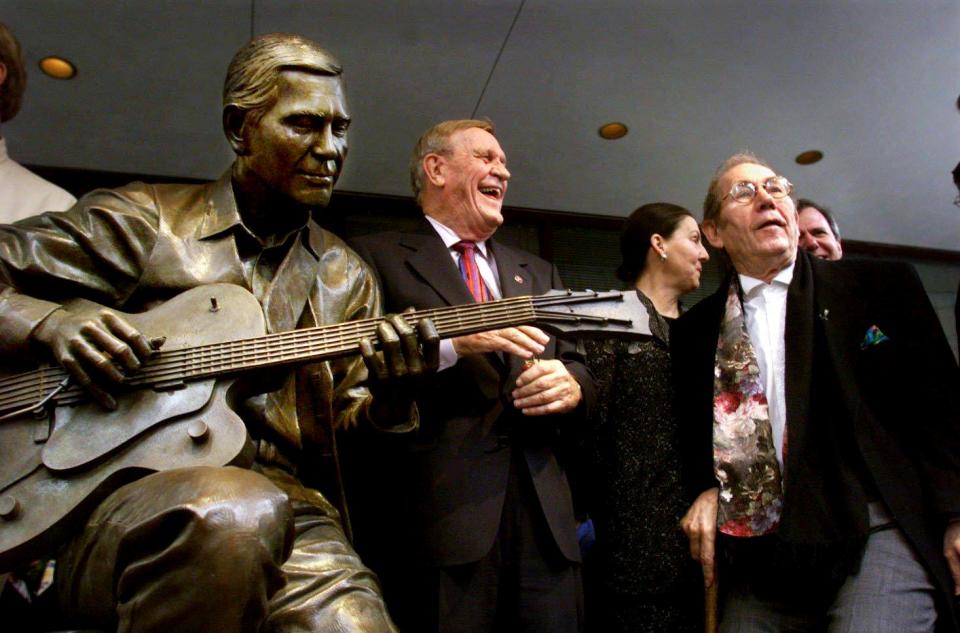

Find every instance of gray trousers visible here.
[721,503,938,633]
[55,466,396,633]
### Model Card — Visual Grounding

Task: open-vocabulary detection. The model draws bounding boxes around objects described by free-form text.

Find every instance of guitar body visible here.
[0,284,261,569]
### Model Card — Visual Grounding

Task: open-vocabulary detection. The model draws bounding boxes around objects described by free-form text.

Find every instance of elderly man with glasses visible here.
[673,152,960,632]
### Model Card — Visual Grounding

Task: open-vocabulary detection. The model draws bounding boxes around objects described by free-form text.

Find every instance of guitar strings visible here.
[134,298,537,376]
[141,303,538,380]
[0,376,71,421]
[0,298,537,410]
[0,291,619,413]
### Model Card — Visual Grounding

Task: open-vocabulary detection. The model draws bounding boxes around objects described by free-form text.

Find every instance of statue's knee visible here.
[152,466,295,562]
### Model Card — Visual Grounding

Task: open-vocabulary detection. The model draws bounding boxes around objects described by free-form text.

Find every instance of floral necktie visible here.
[712,279,784,536]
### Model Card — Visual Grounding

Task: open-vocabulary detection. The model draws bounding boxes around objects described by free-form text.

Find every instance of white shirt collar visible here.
[739,261,795,296]
[424,215,490,259]
[0,137,10,164]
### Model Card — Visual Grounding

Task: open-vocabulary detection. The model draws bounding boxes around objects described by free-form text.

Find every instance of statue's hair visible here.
[409,119,495,204]
[0,22,27,122]
[223,33,341,124]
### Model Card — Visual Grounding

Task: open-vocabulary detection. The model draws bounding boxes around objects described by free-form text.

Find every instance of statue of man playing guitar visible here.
[0,33,437,633]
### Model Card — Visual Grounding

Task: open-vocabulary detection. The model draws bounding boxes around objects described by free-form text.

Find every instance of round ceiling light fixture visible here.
[39,56,77,80]
[598,122,628,140]
[795,149,823,165]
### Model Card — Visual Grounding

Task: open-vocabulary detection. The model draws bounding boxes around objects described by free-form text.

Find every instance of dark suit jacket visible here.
[673,252,960,629]
[349,218,594,567]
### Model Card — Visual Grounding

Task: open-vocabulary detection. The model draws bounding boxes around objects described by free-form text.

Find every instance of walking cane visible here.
[705,580,718,633]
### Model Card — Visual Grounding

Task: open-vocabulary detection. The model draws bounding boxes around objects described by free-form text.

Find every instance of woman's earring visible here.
[659,251,668,261]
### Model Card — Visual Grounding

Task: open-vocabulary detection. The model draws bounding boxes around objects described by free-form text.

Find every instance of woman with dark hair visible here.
[583,202,708,632]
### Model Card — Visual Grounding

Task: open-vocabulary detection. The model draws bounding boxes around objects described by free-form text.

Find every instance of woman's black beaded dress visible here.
[583,290,701,632]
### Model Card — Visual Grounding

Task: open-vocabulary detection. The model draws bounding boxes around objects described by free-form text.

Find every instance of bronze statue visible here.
[0,33,437,632]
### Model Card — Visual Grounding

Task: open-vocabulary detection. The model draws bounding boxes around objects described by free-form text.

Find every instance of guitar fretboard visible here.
[0,291,617,414]
[141,296,538,383]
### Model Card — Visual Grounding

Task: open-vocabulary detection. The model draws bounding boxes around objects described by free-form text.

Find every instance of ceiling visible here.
[3,0,959,251]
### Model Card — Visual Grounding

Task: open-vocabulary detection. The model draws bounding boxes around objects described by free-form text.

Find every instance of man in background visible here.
[797,198,842,260]
[0,22,75,222]
[797,198,843,260]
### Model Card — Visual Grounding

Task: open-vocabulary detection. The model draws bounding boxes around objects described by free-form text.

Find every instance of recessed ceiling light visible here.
[795,150,823,165]
[39,56,77,80]
[598,122,628,140]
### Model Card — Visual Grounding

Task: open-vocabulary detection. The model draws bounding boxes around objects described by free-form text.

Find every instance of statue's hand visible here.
[359,312,439,428]
[31,305,155,410]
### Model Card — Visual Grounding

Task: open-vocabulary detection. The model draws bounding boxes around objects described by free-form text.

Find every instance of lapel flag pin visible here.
[514,274,524,284]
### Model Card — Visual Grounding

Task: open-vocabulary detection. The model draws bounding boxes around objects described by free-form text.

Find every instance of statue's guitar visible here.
[0,283,649,569]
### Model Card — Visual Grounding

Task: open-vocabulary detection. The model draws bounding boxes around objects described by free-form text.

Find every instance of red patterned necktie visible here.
[452,240,491,302]
[712,279,784,537]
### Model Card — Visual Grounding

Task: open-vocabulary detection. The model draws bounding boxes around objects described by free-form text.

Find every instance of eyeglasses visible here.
[723,176,793,204]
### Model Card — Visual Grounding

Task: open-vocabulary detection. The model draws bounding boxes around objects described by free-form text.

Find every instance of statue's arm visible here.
[0,186,161,404]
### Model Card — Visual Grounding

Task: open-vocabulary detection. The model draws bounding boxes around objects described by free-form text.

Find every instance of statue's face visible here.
[242,70,350,208]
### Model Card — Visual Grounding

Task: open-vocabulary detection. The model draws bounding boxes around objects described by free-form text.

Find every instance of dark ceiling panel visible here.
[478,0,960,250]
[2,0,958,249]
[253,0,522,195]
[4,0,250,178]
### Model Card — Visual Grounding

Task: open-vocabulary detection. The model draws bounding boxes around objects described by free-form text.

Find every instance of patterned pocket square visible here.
[860,324,889,349]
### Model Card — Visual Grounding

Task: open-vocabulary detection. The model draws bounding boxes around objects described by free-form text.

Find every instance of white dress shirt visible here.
[0,136,76,222]
[425,215,502,370]
[738,262,795,468]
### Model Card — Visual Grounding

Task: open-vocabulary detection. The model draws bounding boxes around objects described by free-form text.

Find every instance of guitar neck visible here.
[146,296,539,382]
[0,296,538,413]
[0,288,640,415]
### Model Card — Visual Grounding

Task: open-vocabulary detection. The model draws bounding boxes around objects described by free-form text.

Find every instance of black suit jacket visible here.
[349,219,594,567]
[673,252,960,629]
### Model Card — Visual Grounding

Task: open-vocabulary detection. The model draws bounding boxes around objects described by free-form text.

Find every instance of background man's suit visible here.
[347,218,594,630]
[673,251,960,630]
